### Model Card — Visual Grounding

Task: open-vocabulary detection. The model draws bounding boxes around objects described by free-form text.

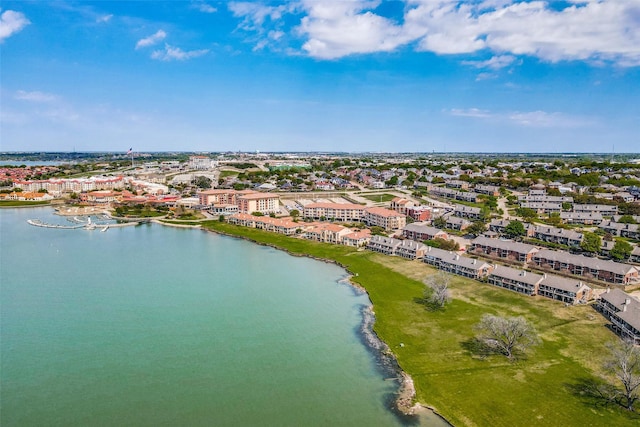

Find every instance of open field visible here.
[0,200,51,207]
[200,220,639,427]
[360,193,397,203]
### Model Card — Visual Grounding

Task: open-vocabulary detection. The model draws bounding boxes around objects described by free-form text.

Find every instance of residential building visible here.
[470,236,539,263]
[537,275,592,304]
[237,192,280,215]
[488,266,543,296]
[363,207,407,231]
[342,230,372,247]
[532,249,639,285]
[303,223,352,244]
[402,223,448,241]
[598,221,640,239]
[395,240,429,260]
[474,184,500,196]
[453,204,482,220]
[437,254,494,279]
[559,212,603,225]
[445,216,471,231]
[303,202,364,222]
[367,236,402,255]
[573,204,618,216]
[533,226,583,247]
[597,288,640,344]
[520,201,562,214]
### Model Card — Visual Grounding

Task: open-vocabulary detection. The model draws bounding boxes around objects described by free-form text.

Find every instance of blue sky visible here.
[1,0,639,153]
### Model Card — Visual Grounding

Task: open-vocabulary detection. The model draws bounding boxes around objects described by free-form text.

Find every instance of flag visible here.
[127,148,132,155]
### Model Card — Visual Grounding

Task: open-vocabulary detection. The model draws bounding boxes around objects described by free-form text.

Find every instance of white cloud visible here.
[449,108,492,118]
[97,14,113,23]
[15,90,57,103]
[448,107,592,127]
[229,0,640,66]
[150,44,209,61]
[0,9,30,41]
[136,30,167,49]
[462,55,518,70]
[192,1,217,14]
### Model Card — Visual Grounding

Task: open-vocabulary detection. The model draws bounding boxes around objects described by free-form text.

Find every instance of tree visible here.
[423,271,452,309]
[432,216,447,229]
[467,221,486,236]
[193,176,212,189]
[580,231,602,254]
[289,209,300,220]
[618,215,637,224]
[610,240,633,261]
[516,207,537,221]
[474,314,540,360]
[603,340,640,411]
[504,220,526,239]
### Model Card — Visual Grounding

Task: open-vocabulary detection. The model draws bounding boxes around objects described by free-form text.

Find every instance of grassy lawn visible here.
[0,200,51,207]
[361,193,397,203]
[199,221,638,427]
[219,170,239,178]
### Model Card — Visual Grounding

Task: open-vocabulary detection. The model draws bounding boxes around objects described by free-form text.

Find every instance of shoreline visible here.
[197,223,453,426]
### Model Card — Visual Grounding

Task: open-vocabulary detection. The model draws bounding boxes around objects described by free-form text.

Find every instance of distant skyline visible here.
[1,1,639,153]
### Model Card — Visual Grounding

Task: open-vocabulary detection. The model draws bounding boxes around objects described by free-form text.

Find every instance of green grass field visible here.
[200,221,639,427]
[0,200,51,207]
[361,193,397,203]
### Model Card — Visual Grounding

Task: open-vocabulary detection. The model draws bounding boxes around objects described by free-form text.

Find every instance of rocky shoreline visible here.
[198,224,452,426]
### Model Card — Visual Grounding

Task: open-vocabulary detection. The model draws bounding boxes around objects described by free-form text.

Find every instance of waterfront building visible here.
[488,265,543,296]
[597,288,640,344]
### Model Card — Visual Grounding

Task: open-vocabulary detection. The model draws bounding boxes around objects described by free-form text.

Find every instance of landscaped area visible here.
[199,220,639,427]
[360,193,397,203]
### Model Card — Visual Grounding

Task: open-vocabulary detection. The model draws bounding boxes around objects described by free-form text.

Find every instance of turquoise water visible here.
[1,208,444,426]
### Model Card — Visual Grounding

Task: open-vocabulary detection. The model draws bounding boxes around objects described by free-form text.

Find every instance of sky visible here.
[1,0,639,153]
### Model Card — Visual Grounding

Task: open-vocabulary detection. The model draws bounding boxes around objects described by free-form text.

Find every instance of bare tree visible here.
[424,271,452,308]
[474,314,540,360]
[604,340,640,411]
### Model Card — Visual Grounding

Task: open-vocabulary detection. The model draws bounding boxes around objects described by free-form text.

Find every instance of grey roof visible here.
[533,226,583,241]
[446,217,471,226]
[368,235,402,248]
[397,239,428,251]
[402,223,446,236]
[600,289,640,331]
[539,275,591,293]
[454,204,481,214]
[489,265,544,286]
[423,246,456,260]
[439,253,491,270]
[560,212,603,221]
[471,236,539,254]
[534,249,638,276]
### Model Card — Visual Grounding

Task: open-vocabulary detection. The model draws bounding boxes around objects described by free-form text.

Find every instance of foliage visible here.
[474,314,540,360]
[425,237,459,251]
[504,220,526,238]
[516,207,538,220]
[251,211,264,217]
[611,240,633,260]
[193,176,212,189]
[423,271,452,309]
[370,226,386,236]
[467,221,486,236]
[432,216,447,229]
[618,215,638,224]
[603,340,640,411]
[580,232,602,254]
